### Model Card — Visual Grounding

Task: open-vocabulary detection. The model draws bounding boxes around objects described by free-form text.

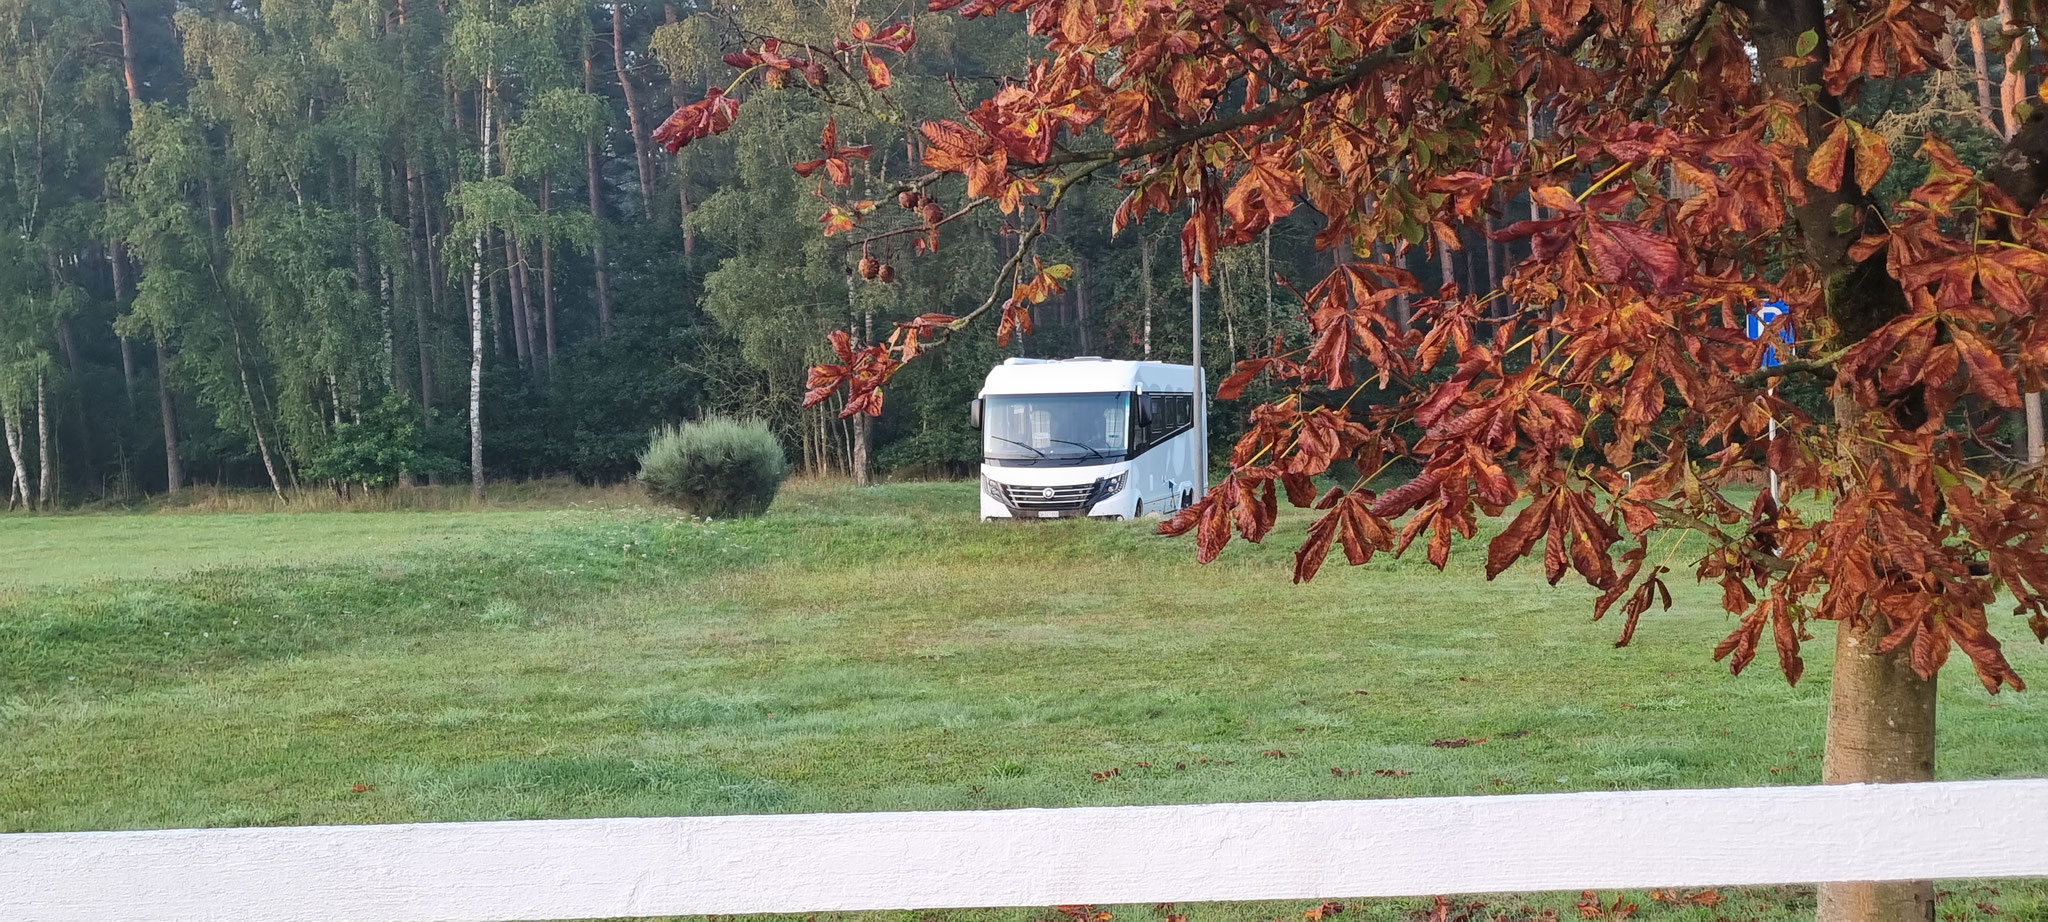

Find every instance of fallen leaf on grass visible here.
[1575,891,1635,919]
[1372,768,1413,777]
[1430,737,1487,748]
[1303,901,1346,920]
[1648,889,1722,907]
[349,783,373,794]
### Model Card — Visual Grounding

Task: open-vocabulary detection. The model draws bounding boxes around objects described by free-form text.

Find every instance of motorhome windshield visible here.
[983,392,1129,464]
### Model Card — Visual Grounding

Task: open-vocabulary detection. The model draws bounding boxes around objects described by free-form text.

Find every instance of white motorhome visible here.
[972,358,1202,520]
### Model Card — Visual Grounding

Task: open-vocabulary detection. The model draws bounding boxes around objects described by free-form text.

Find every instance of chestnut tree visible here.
[659,1,2048,918]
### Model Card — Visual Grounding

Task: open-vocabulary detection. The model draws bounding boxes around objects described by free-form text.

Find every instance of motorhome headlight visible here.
[1097,472,1128,497]
[982,475,1005,499]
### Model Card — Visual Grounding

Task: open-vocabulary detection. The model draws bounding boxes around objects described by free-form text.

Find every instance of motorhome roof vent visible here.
[1001,357,1056,365]
[1063,356,1108,362]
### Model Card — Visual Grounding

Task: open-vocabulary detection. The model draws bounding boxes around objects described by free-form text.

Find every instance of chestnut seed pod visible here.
[877,264,896,283]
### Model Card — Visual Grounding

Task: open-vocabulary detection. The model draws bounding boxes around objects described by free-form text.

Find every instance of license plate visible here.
[1038,511,1060,518]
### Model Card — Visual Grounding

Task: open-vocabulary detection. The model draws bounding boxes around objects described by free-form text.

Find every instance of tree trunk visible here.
[539,176,557,363]
[1140,233,1154,360]
[2,396,28,509]
[505,234,532,367]
[407,162,437,411]
[1262,227,1276,345]
[664,3,696,254]
[35,372,52,509]
[156,339,182,494]
[470,237,486,500]
[116,0,143,105]
[848,269,872,486]
[801,407,816,477]
[514,240,539,373]
[612,2,655,215]
[1748,1,1942,917]
[2028,393,2046,466]
[490,235,508,359]
[119,335,136,412]
[220,301,288,501]
[1075,254,1091,353]
[1970,18,2004,135]
[111,239,137,410]
[469,71,493,501]
[1995,5,2045,464]
[1818,525,1937,922]
[2000,1,2026,141]
[585,47,615,339]
[121,0,182,496]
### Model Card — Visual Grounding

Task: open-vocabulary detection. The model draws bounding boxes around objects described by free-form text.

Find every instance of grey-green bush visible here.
[637,418,789,517]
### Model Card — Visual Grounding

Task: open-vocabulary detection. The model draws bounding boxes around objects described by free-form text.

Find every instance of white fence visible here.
[5,780,2048,922]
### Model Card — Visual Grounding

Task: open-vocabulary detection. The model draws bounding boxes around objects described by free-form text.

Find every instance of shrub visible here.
[637,417,788,517]
[305,394,461,492]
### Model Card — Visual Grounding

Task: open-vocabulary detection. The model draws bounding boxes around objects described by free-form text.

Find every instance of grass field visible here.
[4,480,2046,921]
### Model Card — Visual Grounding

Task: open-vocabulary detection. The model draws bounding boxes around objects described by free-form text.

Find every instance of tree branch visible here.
[1629,0,1723,120]
[842,196,990,250]
[946,162,1111,332]
[1019,20,1442,170]
[1644,502,1794,575]
[1734,346,1849,389]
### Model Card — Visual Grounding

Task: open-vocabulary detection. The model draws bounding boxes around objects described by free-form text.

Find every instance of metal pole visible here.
[1192,256,1207,496]
[1767,385,1779,505]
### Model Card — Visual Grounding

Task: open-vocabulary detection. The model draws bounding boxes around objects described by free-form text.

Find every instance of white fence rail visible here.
[5,780,2047,922]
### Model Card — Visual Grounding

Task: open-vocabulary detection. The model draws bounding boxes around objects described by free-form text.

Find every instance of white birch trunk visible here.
[3,395,29,509]
[469,69,493,501]
[1140,235,1153,360]
[35,372,52,509]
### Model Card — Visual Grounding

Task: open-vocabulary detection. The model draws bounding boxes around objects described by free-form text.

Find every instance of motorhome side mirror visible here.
[969,398,983,429]
[1135,396,1155,428]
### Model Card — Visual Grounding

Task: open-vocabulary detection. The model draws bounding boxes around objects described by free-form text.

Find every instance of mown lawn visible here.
[0,509,566,591]
[3,480,2045,921]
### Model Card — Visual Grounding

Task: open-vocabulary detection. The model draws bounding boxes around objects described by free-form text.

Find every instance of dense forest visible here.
[0,0,2032,506]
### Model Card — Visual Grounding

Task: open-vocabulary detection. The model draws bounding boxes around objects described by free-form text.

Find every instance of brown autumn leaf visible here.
[1806,119,1852,192]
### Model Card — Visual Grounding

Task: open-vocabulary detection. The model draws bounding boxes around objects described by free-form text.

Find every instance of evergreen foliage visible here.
[0,0,2028,507]
[637,417,787,517]
[304,393,461,490]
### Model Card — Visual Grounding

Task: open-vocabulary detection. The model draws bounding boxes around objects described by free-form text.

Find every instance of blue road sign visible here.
[1747,299,1793,368]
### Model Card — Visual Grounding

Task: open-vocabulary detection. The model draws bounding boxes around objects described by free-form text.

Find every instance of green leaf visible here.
[1831,203,1856,235]
[1795,29,1818,58]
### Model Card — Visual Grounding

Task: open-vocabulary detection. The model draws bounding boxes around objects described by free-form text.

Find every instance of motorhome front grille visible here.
[1001,482,1098,511]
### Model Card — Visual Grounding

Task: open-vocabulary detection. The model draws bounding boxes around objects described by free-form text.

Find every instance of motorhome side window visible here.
[1143,394,1193,445]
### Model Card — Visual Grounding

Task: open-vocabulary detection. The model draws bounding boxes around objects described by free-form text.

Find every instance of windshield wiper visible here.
[988,435,1045,457]
[1044,438,1105,460]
